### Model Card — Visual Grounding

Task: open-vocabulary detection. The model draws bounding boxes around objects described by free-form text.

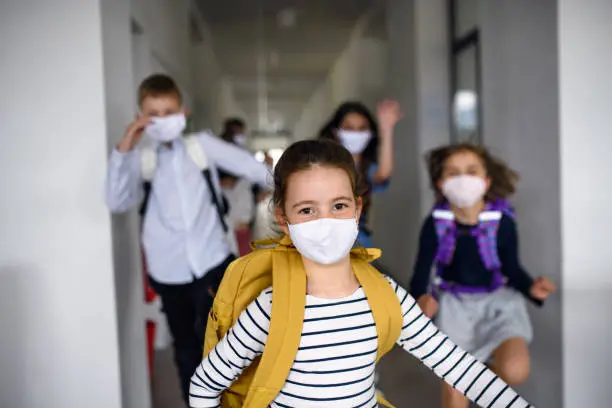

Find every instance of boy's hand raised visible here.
[117,116,151,152]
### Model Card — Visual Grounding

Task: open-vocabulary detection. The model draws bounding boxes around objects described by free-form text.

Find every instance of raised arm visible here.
[389,280,534,408]
[371,99,403,183]
[195,130,272,189]
[189,290,272,408]
[105,116,151,213]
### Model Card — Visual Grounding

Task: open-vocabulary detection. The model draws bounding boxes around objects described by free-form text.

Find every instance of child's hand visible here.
[530,276,557,300]
[377,99,404,133]
[118,115,152,152]
[417,294,439,318]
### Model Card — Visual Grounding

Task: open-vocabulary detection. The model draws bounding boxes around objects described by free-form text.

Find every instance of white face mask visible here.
[288,218,359,265]
[233,134,247,146]
[145,113,186,143]
[441,175,487,208]
[338,129,372,154]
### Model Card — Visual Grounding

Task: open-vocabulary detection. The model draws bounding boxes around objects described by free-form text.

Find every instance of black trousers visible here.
[148,255,235,405]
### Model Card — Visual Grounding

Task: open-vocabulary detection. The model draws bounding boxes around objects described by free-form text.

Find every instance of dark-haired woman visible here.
[319,100,403,248]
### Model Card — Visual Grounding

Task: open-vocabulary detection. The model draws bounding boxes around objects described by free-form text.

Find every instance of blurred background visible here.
[1,0,611,407]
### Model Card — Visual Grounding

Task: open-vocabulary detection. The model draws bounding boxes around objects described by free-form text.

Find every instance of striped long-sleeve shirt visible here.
[190,277,533,408]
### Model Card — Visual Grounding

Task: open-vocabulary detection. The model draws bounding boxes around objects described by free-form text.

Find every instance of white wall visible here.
[131,0,193,91]
[0,1,122,407]
[558,0,612,406]
[191,38,246,133]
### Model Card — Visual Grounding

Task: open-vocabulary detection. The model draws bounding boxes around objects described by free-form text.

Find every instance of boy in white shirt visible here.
[105,74,271,404]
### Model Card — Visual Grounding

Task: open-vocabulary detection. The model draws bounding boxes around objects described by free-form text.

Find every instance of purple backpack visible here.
[431,199,515,296]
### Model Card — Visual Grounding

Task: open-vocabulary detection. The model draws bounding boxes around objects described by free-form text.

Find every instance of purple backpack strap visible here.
[473,200,509,290]
[488,198,515,219]
[432,203,456,268]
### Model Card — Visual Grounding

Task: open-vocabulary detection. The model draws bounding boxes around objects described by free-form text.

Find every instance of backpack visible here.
[204,235,402,408]
[431,199,515,295]
[139,135,238,255]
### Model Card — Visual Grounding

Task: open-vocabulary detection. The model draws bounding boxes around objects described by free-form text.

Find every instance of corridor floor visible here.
[152,346,442,407]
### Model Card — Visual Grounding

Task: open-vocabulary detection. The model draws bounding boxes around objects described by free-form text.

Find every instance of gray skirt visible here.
[435,287,533,363]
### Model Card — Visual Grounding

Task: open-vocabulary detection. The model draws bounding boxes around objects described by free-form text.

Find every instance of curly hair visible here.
[426,143,519,202]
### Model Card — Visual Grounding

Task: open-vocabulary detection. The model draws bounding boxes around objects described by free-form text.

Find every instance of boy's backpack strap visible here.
[183,134,209,170]
[243,245,306,407]
[185,135,230,233]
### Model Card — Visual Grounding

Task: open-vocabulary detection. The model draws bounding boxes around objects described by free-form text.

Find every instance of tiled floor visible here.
[152,346,443,408]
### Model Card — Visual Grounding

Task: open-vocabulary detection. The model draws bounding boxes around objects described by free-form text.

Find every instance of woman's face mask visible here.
[337,129,372,154]
[145,113,186,143]
[441,175,487,208]
[288,217,359,265]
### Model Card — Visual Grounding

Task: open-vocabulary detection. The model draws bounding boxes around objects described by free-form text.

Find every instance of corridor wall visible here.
[479,1,562,406]
[292,7,388,141]
[0,1,122,407]
[375,0,450,288]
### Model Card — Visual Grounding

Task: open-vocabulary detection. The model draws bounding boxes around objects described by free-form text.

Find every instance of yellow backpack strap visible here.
[242,246,306,407]
[249,238,279,250]
[352,258,402,359]
[352,256,402,408]
[377,392,396,408]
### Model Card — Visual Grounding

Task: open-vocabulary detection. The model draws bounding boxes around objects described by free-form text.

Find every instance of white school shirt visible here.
[105,130,272,284]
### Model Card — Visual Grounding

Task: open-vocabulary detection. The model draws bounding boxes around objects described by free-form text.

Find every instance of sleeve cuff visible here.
[512,276,544,306]
[409,288,427,301]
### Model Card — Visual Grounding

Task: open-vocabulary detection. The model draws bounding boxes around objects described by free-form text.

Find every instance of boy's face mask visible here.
[145,113,186,143]
[441,175,487,208]
[338,129,372,154]
[288,217,359,265]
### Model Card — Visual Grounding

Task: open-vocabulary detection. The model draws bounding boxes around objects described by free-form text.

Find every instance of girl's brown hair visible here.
[273,139,364,213]
[426,143,519,202]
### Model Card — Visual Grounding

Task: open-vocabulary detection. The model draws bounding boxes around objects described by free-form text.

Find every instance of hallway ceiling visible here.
[195,0,382,137]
